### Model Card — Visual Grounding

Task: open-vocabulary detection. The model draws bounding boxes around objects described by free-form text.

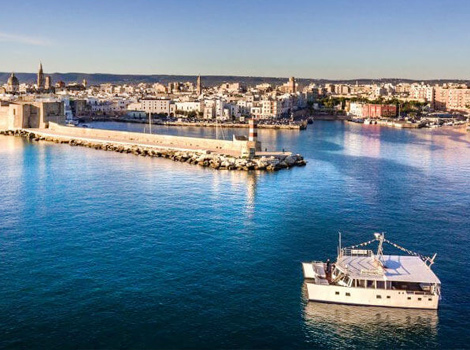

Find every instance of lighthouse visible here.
[249,118,257,142]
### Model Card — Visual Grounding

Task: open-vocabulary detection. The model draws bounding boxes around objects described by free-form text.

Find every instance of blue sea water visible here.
[0,121,469,349]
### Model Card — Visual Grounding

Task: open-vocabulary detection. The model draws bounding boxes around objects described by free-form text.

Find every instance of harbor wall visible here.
[48,123,258,156]
[0,129,307,171]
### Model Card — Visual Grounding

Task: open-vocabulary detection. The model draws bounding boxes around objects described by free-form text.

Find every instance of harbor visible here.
[346,115,469,129]
[1,120,469,349]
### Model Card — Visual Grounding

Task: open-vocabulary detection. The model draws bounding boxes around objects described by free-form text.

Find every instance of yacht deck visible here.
[337,255,440,284]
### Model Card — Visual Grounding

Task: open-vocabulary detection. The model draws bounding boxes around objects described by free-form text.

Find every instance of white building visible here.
[409,84,434,103]
[141,99,171,114]
[348,102,363,117]
[260,99,282,118]
[175,101,204,113]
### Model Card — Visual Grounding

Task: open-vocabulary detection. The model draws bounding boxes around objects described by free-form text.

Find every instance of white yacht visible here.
[302,233,441,309]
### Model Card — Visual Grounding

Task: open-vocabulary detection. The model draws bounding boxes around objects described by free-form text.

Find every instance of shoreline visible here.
[79,117,307,130]
[346,119,468,130]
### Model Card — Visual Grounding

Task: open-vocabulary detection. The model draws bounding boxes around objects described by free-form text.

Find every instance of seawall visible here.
[48,122,245,156]
[0,127,307,172]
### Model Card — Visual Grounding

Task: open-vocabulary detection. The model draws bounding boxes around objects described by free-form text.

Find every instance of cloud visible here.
[0,32,52,46]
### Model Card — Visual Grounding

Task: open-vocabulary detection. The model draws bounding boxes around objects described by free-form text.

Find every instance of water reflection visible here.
[0,134,25,154]
[302,285,438,348]
[210,169,259,221]
[243,172,257,220]
[344,125,382,159]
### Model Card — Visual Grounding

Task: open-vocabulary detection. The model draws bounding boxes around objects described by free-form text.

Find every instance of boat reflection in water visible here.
[302,285,439,348]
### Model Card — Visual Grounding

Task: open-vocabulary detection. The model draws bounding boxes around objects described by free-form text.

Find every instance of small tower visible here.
[45,76,52,90]
[196,75,202,95]
[37,62,45,90]
[289,76,296,94]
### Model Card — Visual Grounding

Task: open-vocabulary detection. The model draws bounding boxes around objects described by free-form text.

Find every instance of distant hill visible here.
[0,72,468,87]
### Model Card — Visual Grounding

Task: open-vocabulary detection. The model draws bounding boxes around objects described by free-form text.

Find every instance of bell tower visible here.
[37,62,45,90]
[196,75,202,95]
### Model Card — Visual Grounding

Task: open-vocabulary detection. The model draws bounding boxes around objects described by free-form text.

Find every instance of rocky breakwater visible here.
[1,129,307,171]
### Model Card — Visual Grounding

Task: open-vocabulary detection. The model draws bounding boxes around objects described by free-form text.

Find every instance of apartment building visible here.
[409,84,434,103]
[434,87,470,111]
[141,99,171,114]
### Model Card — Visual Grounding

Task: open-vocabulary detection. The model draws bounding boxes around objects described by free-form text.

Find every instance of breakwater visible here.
[0,128,307,171]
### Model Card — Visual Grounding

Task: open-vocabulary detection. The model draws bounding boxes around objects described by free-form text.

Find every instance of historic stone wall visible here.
[0,101,64,130]
[0,105,9,130]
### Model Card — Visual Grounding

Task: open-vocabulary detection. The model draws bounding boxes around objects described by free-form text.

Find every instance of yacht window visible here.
[376,281,385,289]
[366,280,374,288]
[346,292,351,296]
[428,298,432,301]
[418,298,422,301]
[376,295,382,299]
[407,297,411,300]
[357,279,366,288]
[335,291,339,295]
[387,296,391,299]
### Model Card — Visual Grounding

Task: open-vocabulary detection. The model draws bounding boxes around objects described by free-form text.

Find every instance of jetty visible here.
[0,123,306,171]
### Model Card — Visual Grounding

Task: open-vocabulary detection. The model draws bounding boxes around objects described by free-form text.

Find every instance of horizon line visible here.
[1,71,470,82]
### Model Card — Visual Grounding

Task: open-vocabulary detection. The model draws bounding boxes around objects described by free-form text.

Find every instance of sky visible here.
[0,0,469,79]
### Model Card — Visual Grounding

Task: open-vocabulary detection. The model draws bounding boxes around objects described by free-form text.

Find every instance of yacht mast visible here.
[375,232,385,263]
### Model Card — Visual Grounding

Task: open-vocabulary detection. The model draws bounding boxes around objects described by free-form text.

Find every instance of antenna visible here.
[338,231,342,257]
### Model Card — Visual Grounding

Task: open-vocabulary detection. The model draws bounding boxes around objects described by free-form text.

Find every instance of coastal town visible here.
[0,64,310,172]
[2,1,470,349]
[1,63,469,131]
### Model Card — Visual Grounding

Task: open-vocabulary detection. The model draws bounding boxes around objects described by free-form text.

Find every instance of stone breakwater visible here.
[0,129,307,171]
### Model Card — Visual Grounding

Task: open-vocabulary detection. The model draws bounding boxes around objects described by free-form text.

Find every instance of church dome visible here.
[7,73,19,86]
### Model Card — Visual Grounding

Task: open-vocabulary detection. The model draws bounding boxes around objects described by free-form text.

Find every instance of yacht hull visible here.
[306,282,439,310]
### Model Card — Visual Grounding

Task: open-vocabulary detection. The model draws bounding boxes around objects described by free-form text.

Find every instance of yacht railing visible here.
[342,248,373,257]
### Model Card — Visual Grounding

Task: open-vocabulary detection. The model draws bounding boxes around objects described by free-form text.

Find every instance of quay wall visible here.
[48,123,257,156]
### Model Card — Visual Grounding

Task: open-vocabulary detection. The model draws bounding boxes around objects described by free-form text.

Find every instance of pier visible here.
[0,123,306,171]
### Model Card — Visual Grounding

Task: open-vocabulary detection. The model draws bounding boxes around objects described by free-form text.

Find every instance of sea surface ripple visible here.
[0,121,469,349]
